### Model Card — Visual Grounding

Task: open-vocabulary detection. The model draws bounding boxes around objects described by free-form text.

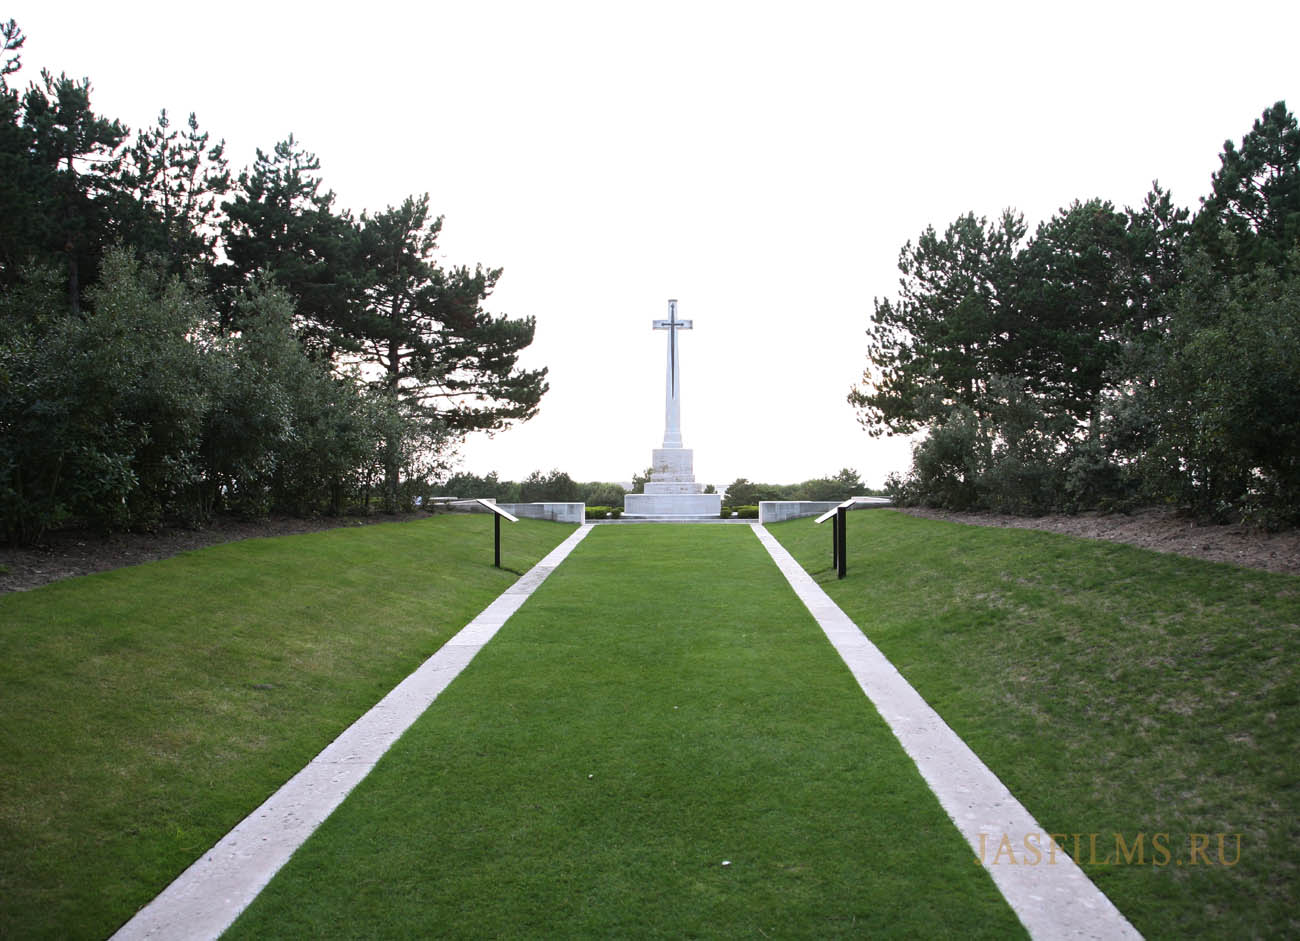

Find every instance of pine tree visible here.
[123,109,230,275]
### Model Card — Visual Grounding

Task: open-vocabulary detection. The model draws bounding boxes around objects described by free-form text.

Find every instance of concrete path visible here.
[750,523,1142,941]
[111,524,595,941]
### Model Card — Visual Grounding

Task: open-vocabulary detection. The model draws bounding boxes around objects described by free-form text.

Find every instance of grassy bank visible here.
[228,524,1023,938]
[0,514,575,939]
[771,509,1300,938]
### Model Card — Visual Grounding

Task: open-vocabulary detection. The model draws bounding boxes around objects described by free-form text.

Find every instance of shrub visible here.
[582,482,627,507]
[907,406,985,510]
[520,469,579,503]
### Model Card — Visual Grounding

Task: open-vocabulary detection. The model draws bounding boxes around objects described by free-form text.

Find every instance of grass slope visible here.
[0,515,574,940]
[772,509,1300,939]
[228,524,1023,939]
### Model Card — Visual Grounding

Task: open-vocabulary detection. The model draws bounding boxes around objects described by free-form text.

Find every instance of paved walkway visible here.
[750,522,1141,940]
[114,520,1140,940]
[111,524,595,941]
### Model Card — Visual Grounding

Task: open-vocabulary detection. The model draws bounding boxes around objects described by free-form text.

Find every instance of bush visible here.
[582,482,627,507]
[907,406,985,510]
[0,257,209,542]
[793,468,863,501]
[721,505,759,519]
[584,505,622,520]
[520,469,580,503]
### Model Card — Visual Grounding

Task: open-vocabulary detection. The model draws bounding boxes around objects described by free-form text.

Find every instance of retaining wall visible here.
[758,497,892,523]
[494,502,586,524]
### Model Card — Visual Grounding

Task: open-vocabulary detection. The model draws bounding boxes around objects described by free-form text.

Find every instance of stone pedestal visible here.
[624,447,721,517]
[623,491,721,517]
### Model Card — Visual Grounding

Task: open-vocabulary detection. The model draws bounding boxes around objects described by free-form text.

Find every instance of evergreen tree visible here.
[1012,198,1146,431]
[123,109,230,275]
[19,69,128,312]
[219,136,361,355]
[353,194,548,507]
[519,469,579,503]
[0,18,41,289]
[849,210,1025,435]
[1195,101,1300,277]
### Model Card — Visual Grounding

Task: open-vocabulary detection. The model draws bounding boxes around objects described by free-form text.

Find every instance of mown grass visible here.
[0,514,575,940]
[772,509,1300,939]
[227,524,1023,939]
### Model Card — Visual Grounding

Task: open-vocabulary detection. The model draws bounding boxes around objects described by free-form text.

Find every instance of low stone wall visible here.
[758,501,840,524]
[759,497,892,523]
[495,502,585,524]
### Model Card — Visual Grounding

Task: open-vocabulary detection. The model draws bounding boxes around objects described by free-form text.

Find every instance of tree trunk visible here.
[382,329,402,513]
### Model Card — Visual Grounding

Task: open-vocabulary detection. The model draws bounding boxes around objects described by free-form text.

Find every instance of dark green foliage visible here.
[1195,101,1300,278]
[0,249,406,541]
[864,102,1300,525]
[1146,252,1300,526]
[850,210,1026,436]
[217,135,361,356]
[793,468,863,501]
[0,21,547,541]
[0,19,21,86]
[580,481,626,506]
[349,194,547,509]
[196,279,397,520]
[0,19,38,288]
[0,254,211,541]
[722,478,760,505]
[122,109,230,276]
[5,67,127,311]
[721,472,878,506]
[355,196,547,433]
[722,478,790,506]
[1014,199,1152,426]
[430,471,521,503]
[0,269,131,542]
[519,468,579,503]
[629,465,653,494]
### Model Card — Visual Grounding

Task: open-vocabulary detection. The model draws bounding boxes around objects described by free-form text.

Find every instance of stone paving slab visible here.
[111,524,594,941]
[750,522,1142,941]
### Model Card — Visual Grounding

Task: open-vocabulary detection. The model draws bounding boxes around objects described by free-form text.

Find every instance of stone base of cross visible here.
[624,299,722,518]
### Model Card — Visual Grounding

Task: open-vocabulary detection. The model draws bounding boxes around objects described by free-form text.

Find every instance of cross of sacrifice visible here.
[652,298,693,449]
[653,298,693,399]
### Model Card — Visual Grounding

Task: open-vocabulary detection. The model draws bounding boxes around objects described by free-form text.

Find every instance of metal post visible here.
[494,512,501,568]
[831,513,839,570]
[836,506,847,579]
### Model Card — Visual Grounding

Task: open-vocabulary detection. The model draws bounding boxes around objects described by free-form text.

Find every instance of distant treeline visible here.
[853,102,1300,528]
[436,467,882,505]
[0,21,546,544]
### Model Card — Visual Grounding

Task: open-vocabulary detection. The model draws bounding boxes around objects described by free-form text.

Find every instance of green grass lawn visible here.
[226,524,1023,939]
[0,514,575,940]
[771,509,1300,939]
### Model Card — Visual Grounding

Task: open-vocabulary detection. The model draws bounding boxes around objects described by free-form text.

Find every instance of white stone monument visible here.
[624,299,724,519]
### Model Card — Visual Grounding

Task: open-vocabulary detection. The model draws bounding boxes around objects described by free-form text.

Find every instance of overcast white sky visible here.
[10,1,1299,487]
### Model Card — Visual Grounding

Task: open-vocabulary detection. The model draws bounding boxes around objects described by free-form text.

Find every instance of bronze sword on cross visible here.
[652,299,693,449]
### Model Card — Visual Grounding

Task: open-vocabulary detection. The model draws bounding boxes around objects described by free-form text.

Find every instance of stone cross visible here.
[652,298,693,449]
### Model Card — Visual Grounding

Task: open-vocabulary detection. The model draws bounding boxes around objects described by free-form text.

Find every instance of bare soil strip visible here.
[897,507,1300,575]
